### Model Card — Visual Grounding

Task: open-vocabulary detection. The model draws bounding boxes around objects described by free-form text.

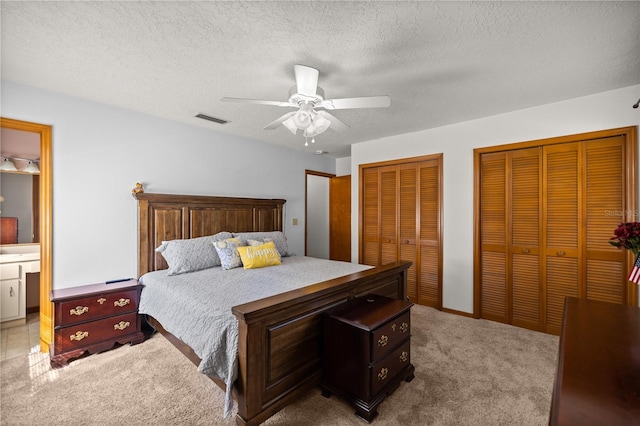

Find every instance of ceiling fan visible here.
[221,65,390,144]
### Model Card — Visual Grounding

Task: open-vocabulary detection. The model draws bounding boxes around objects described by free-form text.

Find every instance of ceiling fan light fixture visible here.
[282,117,298,135]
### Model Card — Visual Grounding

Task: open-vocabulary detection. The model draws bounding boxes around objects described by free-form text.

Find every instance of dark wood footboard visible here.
[231,260,411,426]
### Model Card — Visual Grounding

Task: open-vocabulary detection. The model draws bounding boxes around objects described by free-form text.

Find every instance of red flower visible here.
[609,222,640,255]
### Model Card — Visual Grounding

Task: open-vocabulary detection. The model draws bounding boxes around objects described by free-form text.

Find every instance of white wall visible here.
[306,174,329,259]
[1,80,336,289]
[351,85,640,313]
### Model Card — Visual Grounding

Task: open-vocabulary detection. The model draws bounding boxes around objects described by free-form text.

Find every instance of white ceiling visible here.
[2,1,639,158]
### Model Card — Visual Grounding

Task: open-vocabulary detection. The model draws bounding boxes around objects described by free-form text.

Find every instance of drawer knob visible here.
[391,323,397,332]
[97,298,106,305]
[377,367,388,381]
[70,306,89,316]
[70,331,88,341]
[400,351,409,363]
[114,298,131,308]
[378,335,388,347]
[113,321,130,331]
[400,322,409,333]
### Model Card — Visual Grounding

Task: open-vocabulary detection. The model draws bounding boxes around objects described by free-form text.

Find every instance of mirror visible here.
[0,127,40,245]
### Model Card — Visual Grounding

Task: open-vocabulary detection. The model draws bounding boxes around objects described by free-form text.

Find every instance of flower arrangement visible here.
[609,222,640,255]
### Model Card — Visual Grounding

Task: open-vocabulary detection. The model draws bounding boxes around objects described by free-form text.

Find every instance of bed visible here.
[133,192,411,426]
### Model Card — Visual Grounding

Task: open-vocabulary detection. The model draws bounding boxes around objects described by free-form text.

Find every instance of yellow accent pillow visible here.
[237,241,281,269]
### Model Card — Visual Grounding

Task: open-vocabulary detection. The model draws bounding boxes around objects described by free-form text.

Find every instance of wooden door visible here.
[510,148,542,330]
[479,152,508,322]
[418,160,442,308]
[329,175,351,262]
[360,155,443,309]
[476,127,637,335]
[542,142,581,333]
[362,167,380,266]
[399,164,418,301]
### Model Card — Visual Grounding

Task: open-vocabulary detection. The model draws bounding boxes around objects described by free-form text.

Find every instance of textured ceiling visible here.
[2,1,639,158]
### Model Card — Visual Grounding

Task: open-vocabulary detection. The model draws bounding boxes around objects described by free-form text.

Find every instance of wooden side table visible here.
[321,294,415,422]
[50,279,145,368]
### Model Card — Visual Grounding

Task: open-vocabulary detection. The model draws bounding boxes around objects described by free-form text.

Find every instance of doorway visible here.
[305,170,351,261]
[0,117,53,353]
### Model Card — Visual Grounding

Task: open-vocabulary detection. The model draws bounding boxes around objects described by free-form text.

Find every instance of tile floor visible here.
[0,313,40,361]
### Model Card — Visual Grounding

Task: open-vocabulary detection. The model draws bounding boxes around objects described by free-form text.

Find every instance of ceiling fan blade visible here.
[317,111,350,133]
[322,95,391,110]
[221,97,292,107]
[294,65,319,96]
[263,111,296,130]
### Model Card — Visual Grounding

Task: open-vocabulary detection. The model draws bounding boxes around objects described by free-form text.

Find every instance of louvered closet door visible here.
[399,164,418,301]
[362,168,380,265]
[543,143,581,333]
[419,160,441,307]
[510,148,541,330]
[584,136,626,305]
[479,152,508,323]
[380,166,398,265]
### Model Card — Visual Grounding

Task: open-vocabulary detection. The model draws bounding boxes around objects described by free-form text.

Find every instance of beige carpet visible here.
[0,305,558,425]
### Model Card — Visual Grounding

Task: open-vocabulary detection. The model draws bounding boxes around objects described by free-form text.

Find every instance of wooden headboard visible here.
[133,192,286,277]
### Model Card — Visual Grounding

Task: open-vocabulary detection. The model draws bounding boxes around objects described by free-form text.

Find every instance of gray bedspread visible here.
[138,256,371,417]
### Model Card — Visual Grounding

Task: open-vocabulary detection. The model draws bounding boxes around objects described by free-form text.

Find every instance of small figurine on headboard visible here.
[132,182,144,195]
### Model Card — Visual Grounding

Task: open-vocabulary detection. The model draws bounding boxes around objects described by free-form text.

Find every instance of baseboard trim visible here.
[441,307,475,318]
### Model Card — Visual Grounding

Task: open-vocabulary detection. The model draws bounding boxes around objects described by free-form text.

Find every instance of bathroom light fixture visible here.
[0,158,18,171]
[0,157,40,173]
[22,161,40,174]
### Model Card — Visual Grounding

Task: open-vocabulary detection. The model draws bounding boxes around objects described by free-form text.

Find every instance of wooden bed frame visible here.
[134,192,411,426]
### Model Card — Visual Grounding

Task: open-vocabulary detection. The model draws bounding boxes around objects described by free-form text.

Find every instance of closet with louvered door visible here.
[476,127,637,335]
[479,148,542,328]
[360,155,442,308]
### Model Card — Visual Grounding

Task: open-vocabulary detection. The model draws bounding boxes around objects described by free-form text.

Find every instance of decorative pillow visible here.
[233,231,290,257]
[237,241,281,269]
[247,238,270,247]
[213,237,244,270]
[155,231,233,275]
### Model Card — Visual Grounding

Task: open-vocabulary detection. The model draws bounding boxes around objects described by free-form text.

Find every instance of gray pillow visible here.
[232,231,290,257]
[155,231,233,275]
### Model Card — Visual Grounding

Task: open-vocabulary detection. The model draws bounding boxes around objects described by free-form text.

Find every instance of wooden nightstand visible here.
[50,279,145,368]
[321,294,415,422]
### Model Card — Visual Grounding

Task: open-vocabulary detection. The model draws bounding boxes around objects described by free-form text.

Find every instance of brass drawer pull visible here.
[557,251,566,256]
[113,321,130,331]
[70,306,89,316]
[400,351,409,363]
[522,248,530,253]
[114,298,130,308]
[377,367,388,381]
[70,331,88,341]
[378,335,388,347]
[97,297,106,304]
[400,322,409,333]
[391,323,397,331]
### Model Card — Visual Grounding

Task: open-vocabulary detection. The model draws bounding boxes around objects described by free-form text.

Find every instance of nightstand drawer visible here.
[371,310,410,360]
[370,339,411,396]
[55,312,139,353]
[57,288,139,326]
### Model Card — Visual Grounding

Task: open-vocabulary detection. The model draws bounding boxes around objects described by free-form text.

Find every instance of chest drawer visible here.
[57,288,139,326]
[371,310,411,360]
[55,312,139,353]
[370,339,411,396]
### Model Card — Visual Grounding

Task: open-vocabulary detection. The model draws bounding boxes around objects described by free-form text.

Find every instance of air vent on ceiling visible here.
[195,113,229,124]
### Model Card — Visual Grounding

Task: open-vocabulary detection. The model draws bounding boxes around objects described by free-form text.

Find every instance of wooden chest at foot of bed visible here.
[321,294,415,423]
[49,279,145,368]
